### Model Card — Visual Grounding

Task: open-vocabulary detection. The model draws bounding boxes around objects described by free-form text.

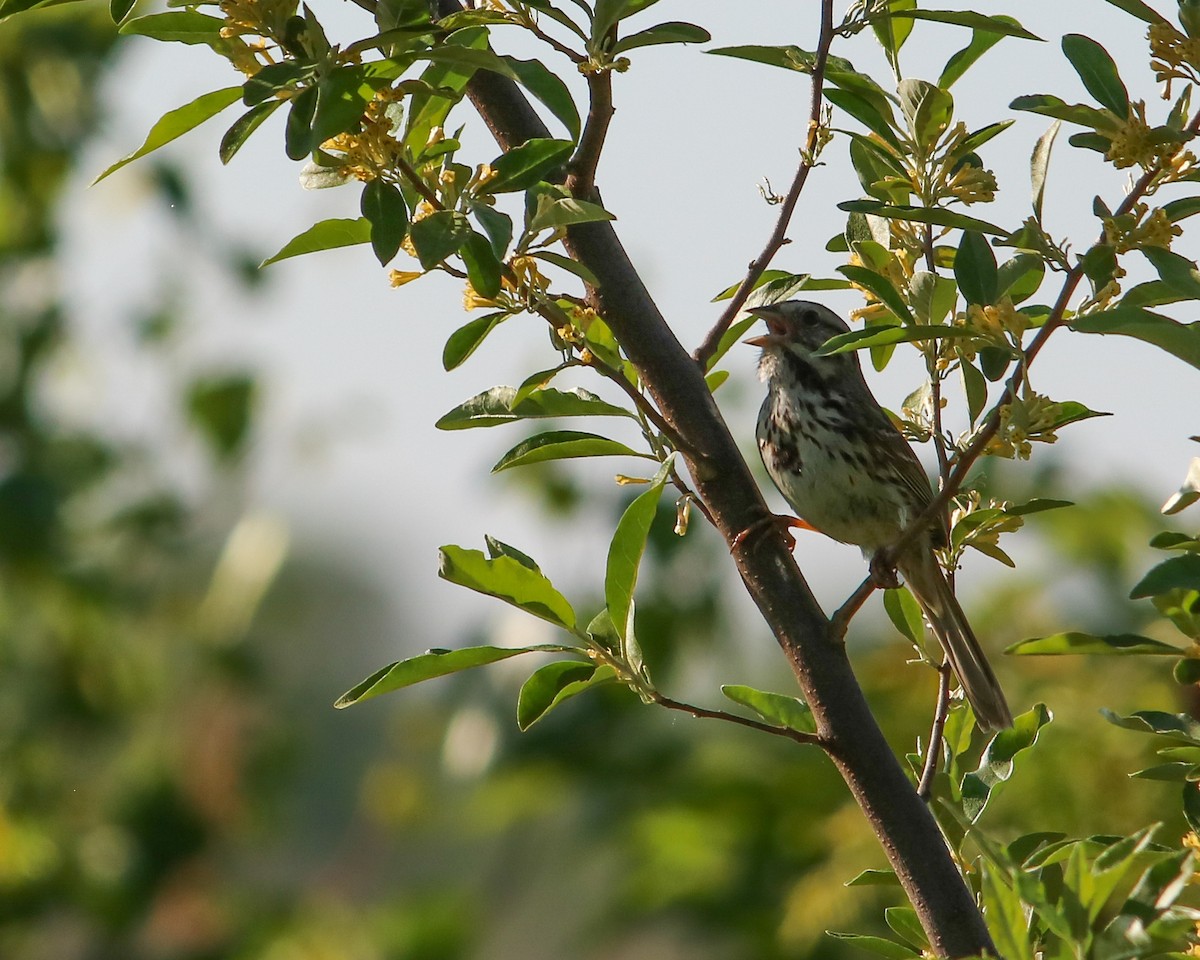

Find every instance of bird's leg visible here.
[730,513,816,553]
[868,547,901,590]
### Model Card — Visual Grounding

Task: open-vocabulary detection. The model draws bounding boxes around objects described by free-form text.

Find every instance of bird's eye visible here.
[800,309,818,326]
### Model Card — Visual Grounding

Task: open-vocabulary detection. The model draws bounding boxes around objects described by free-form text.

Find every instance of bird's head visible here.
[744,300,856,384]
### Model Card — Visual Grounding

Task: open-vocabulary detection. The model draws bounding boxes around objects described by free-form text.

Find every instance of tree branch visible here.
[918,665,953,801]
[442,5,998,955]
[692,0,836,368]
[567,67,613,200]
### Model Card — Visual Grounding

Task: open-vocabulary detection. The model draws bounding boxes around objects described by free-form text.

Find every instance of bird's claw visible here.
[730,513,816,553]
[869,550,901,590]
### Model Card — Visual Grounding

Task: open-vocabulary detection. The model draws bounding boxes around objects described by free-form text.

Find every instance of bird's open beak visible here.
[743,305,789,348]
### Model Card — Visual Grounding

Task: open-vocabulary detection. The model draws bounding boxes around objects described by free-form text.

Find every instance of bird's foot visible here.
[730,513,816,553]
[868,549,901,590]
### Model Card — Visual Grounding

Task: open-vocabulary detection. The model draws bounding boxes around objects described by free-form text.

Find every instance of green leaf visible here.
[870,0,915,60]
[1062,34,1129,117]
[961,119,1015,152]
[492,431,651,472]
[410,210,472,269]
[707,43,814,71]
[335,644,572,707]
[825,933,919,960]
[1070,308,1200,370]
[1142,246,1200,299]
[1177,658,1200,684]
[404,27,487,152]
[961,703,1052,821]
[1163,197,1200,222]
[1102,709,1200,744]
[438,544,577,628]
[1096,0,1168,25]
[884,908,928,951]
[720,684,816,735]
[360,180,409,267]
[884,587,925,644]
[531,250,600,287]
[260,217,372,267]
[436,385,633,429]
[484,535,541,571]
[1131,555,1200,598]
[220,100,283,165]
[1006,633,1182,656]
[461,232,503,299]
[897,78,954,148]
[961,359,987,424]
[955,231,998,306]
[825,88,904,150]
[837,265,914,323]
[517,660,612,730]
[110,0,135,23]
[312,64,396,145]
[845,869,901,887]
[887,9,1041,40]
[505,56,581,141]
[442,312,507,371]
[837,200,1007,236]
[488,138,574,193]
[981,864,1035,960]
[242,61,310,107]
[613,21,710,52]
[1009,94,1119,132]
[939,24,1009,88]
[93,87,243,184]
[606,461,670,642]
[472,204,513,259]
[997,254,1045,304]
[528,196,616,232]
[1030,120,1061,221]
[285,85,318,160]
[1130,762,1197,781]
[818,324,978,356]
[119,10,225,44]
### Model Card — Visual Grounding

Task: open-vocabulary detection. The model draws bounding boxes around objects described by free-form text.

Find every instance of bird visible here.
[745,299,1013,731]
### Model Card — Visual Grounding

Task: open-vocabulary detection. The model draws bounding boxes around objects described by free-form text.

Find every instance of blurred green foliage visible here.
[1,4,1197,960]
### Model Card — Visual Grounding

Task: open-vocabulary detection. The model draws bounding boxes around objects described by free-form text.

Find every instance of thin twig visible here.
[566,65,614,201]
[917,664,952,801]
[585,351,688,451]
[651,691,823,746]
[517,11,585,63]
[692,0,836,367]
[830,573,877,640]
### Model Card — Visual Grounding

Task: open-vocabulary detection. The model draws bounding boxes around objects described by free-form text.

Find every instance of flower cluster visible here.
[322,89,406,182]
[1106,100,1180,170]
[956,297,1030,350]
[1150,21,1200,96]
[1102,202,1182,253]
[946,161,997,205]
[459,256,550,312]
[984,392,1066,460]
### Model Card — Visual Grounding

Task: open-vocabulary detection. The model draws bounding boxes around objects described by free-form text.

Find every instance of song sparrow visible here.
[746,300,1013,731]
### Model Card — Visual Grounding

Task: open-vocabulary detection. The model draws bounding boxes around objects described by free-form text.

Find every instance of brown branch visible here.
[651,692,822,746]
[692,0,836,368]
[443,5,997,954]
[917,665,953,801]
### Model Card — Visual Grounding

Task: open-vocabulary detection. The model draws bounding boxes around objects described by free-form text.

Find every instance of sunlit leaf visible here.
[492,431,652,472]
[1006,633,1182,656]
[818,324,978,355]
[1130,555,1200,598]
[961,703,1052,820]
[838,200,1007,235]
[517,660,614,730]
[442,312,507,371]
[436,385,633,429]
[606,460,670,642]
[438,544,577,628]
[260,217,372,267]
[721,684,816,734]
[93,87,242,184]
[335,643,573,707]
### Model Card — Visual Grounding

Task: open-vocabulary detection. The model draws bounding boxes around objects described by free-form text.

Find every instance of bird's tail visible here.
[898,550,1014,732]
